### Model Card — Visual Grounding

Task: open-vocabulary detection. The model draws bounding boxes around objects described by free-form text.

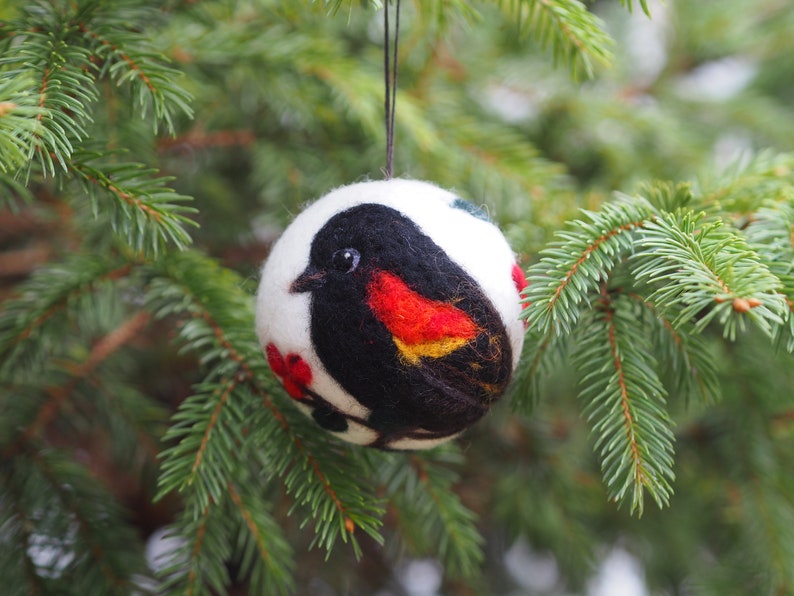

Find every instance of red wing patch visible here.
[366,270,478,345]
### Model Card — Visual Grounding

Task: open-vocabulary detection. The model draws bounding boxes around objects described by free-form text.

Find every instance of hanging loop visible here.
[383,0,401,179]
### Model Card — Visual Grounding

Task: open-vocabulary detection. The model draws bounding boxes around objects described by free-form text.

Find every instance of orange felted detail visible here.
[366,270,479,345]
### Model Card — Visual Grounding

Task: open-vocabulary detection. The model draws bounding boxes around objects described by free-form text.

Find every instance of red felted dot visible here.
[512,263,528,295]
[265,343,312,400]
[511,263,531,329]
[286,353,313,387]
[281,378,305,400]
[265,342,287,376]
[366,270,478,345]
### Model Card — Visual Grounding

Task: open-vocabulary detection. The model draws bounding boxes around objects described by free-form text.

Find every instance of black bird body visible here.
[291,203,513,448]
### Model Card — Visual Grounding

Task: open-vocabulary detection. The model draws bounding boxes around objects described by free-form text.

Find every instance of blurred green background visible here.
[2,1,794,594]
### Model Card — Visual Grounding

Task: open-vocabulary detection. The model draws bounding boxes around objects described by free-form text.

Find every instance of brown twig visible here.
[600,285,646,490]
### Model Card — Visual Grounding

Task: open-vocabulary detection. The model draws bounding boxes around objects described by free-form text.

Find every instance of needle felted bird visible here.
[256,179,527,450]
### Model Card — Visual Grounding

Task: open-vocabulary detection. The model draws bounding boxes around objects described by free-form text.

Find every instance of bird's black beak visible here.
[290,265,327,293]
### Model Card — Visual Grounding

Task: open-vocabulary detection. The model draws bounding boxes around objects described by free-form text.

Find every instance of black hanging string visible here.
[383,0,401,179]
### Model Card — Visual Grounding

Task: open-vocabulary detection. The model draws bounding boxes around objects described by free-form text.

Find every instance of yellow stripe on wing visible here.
[392,335,471,365]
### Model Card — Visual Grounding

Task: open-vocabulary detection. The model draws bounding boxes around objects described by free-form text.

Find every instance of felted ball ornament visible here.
[256,179,527,450]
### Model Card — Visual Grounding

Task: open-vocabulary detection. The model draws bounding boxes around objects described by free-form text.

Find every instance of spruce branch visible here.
[699,151,794,215]
[0,75,49,175]
[0,0,192,181]
[740,480,794,591]
[522,197,656,335]
[78,14,193,134]
[95,381,167,468]
[159,406,294,595]
[521,183,791,513]
[429,102,568,210]
[373,448,484,578]
[158,380,248,512]
[162,481,294,596]
[159,505,232,596]
[1,449,150,593]
[574,290,675,515]
[0,172,35,207]
[1,310,150,459]
[0,25,98,175]
[69,152,197,255]
[639,180,695,214]
[500,0,614,79]
[632,211,787,340]
[626,292,721,403]
[149,252,383,562]
[744,201,794,351]
[149,254,264,513]
[30,452,132,590]
[145,257,260,439]
[304,53,395,143]
[0,470,48,592]
[227,482,295,595]
[509,329,568,414]
[0,255,133,380]
[252,399,385,557]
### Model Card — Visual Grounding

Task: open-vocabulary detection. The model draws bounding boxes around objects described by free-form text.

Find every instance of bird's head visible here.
[289,204,402,296]
[289,246,361,293]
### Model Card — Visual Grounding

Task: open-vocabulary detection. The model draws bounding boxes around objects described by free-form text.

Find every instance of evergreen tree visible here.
[1,0,793,594]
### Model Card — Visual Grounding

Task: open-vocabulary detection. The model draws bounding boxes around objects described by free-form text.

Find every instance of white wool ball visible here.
[256,179,526,449]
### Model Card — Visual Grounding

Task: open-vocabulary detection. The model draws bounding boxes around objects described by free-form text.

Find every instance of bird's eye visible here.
[331,248,360,273]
